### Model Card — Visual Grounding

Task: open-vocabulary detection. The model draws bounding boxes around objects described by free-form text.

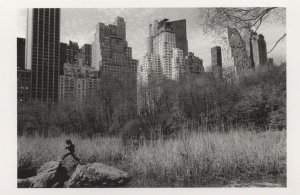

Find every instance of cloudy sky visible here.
[17,8,286,68]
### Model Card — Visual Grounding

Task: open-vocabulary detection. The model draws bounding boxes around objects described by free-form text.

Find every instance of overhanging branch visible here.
[268,33,286,54]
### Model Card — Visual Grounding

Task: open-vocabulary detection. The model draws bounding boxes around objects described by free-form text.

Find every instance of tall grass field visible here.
[17,129,286,187]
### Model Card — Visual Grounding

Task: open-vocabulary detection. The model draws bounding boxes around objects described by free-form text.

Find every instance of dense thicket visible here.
[17,64,286,136]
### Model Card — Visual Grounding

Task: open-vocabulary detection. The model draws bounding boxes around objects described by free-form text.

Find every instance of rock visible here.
[37,160,61,173]
[30,161,69,188]
[66,163,131,187]
[18,160,130,188]
[17,177,34,188]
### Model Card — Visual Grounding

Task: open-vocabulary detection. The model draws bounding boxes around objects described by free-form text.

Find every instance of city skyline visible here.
[17,8,286,69]
[14,7,288,189]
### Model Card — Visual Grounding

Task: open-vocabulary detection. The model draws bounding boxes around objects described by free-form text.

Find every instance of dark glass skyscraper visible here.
[168,19,188,55]
[17,37,26,70]
[26,8,60,102]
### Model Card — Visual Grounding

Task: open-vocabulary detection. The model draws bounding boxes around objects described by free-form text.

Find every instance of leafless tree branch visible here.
[268,33,286,54]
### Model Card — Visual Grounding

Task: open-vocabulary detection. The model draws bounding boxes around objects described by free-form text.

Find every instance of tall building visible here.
[168,20,188,55]
[184,52,204,77]
[226,27,252,77]
[140,18,190,83]
[249,31,268,67]
[147,19,188,55]
[254,33,268,66]
[153,24,177,79]
[138,19,192,111]
[137,53,161,87]
[171,48,185,80]
[60,40,80,75]
[80,44,92,67]
[222,27,268,79]
[59,63,100,102]
[211,46,223,79]
[17,38,26,70]
[91,17,137,100]
[26,8,61,102]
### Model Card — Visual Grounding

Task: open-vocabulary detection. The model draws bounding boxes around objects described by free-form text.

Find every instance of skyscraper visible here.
[17,37,26,70]
[80,44,92,67]
[257,34,268,66]
[140,18,192,84]
[152,23,177,80]
[227,27,252,76]
[211,46,222,79]
[184,52,204,77]
[26,8,61,102]
[138,19,190,111]
[91,17,137,101]
[168,19,188,55]
[60,40,80,75]
[171,48,185,80]
[223,27,268,80]
[147,19,188,55]
[59,63,100,102]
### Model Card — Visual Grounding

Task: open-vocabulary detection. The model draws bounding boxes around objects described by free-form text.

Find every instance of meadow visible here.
[17,128,286,187]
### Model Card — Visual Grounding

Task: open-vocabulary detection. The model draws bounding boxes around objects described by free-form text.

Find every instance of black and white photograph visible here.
[15,7,287,188]
[3,0,300,193]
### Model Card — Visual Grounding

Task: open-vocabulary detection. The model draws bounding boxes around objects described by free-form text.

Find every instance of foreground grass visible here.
[17,129,286,187]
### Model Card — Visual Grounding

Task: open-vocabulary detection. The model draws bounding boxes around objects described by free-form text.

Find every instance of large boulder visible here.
[31,160,69,188]
[18,160,70,188]
[18,160,131,188]
[66,163,131,187]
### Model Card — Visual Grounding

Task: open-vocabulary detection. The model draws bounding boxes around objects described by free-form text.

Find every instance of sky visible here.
[17,8,286,69]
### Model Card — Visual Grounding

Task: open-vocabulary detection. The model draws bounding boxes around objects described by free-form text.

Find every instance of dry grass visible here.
[17,129,286,187]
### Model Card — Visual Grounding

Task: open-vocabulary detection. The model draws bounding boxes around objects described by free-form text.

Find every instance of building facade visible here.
[147,19,188,55]
[80,44,92,67]
[17,37,26,70]
[250,32,268,67]
[222,27,268,80]
[184,52,204,77]
[58,63,100,102]
[211,46,223,79]
[171,48,185,80]
[224,27,252,78]
[17,69,31,102]
[255,33,268,66]
[26,8,61,102]
[138,18,194,111]
[153,27,177,80]
[140,18,190,84]
[60,40,80,75]
[91,17,137,102]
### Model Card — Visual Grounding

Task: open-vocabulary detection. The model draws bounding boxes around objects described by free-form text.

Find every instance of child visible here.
[61,140,82,164]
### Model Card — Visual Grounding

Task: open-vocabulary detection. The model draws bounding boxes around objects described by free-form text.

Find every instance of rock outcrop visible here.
[17,160,131,188]
[66,163,131,187]
[18,160,69,188]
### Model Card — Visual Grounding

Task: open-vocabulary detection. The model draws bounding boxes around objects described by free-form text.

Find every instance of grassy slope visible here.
[17,130,286,187]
